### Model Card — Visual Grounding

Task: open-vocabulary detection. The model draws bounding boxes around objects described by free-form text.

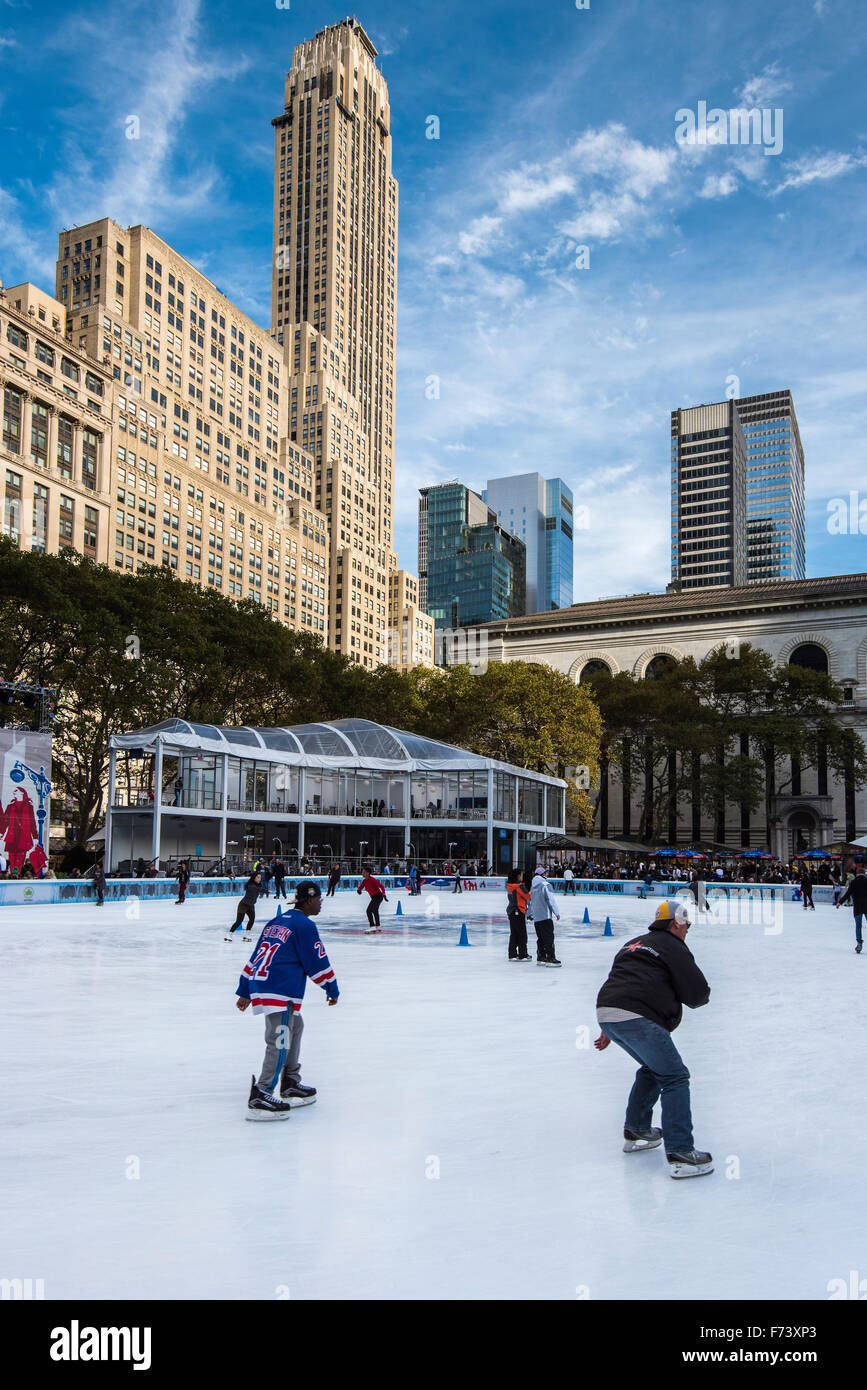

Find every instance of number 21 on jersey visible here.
[249,942,280,979]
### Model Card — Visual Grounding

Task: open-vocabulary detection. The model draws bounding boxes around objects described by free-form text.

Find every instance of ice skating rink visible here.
[2,887,863,1301]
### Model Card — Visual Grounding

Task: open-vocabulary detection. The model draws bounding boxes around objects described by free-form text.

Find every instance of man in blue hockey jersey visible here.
[235,879,339,1121]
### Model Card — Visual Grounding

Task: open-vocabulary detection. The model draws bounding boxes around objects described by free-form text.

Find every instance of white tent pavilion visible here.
[106,718,566,873]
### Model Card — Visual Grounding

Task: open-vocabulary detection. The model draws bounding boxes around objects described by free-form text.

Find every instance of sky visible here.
[1,0,866,600]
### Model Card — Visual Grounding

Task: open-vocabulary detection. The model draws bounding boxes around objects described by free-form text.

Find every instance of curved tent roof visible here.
[109,717,565,785]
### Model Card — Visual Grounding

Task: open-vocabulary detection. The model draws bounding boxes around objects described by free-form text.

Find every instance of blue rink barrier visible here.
[0,875,837,907]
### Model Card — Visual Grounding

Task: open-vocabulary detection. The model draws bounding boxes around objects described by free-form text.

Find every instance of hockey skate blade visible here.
[623,1137,663,1152]
[245,1109,291,1122]
[283,1095,316,1108]
[668,1160,714,1178]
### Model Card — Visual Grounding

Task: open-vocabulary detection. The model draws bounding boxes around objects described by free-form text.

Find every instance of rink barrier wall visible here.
[0,876,838,907]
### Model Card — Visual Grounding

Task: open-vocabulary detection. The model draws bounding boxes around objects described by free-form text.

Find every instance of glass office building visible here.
[670,390,805,591]
[544,478,574,609]
[736,391,805,583]
[483,472,573,612]
[419,483,526,630]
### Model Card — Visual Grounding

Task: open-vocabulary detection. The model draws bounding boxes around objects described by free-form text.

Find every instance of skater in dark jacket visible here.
[799,865,815,910]
[594,898,713,1179]
[92,862,107,906]
[175,859,190,904]
[837,867,867,952]
[272,857,287,900]
[326,863,341,897]
[228,872,264,936]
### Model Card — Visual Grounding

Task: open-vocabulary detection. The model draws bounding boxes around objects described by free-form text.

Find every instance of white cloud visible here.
[771,150,867,194]
[0,35,18,47]
[44,0,251,230]
[699,171,738,198]
[558,126,677,241]
[457,215,503,256]
[737,64,791,107]
[499,167,574,213]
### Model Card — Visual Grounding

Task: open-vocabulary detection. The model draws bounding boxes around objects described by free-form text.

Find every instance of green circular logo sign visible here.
[23,887,34,900]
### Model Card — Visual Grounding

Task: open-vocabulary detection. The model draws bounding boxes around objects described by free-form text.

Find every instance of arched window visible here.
[645,654,677,680]
[579,658,611,683]
[788,643,828,674]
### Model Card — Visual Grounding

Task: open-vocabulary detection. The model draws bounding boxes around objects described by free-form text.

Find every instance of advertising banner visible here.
[0,729,52,877]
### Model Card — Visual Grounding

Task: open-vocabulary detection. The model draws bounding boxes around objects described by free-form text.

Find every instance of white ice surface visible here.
[1,888,864,1301]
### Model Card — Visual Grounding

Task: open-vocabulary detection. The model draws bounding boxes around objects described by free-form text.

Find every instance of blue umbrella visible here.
[795,849,838,859]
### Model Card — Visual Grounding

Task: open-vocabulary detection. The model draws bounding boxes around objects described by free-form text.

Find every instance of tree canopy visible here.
[0,542,602,843]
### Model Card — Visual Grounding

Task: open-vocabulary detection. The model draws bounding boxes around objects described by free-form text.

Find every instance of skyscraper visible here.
[271,17,399,669]
[736,390,805,584]
[670,400,747,591]
[670,392,805,592]
[544,479,574,610]
[419,482,526,632]
[483,472,573,611]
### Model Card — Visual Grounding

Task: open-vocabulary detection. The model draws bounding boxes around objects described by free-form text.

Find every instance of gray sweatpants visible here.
[258,1009,304,1095]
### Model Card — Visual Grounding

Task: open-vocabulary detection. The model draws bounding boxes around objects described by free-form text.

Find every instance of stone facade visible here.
[485,575,867,855]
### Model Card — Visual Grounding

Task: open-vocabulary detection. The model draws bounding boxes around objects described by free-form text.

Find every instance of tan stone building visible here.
[485,575,867,856]
[3,18,427,670]
[386,563,435,672]
[271,17,402,669]
[1,281,112,563]
[52,218,329,635]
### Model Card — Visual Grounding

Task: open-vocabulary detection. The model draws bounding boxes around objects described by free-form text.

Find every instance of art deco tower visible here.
[271,17,398,668]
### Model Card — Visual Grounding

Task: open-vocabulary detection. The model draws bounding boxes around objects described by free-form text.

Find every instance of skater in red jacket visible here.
[357,870,387,932]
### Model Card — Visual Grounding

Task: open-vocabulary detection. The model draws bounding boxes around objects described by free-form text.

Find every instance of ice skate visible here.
[623,1125,663,1152]
[281,1080,317,1107]
[537,956,562,967]
[856,941,863,954]
[667,1148,713,1178]
[246,1075,291,1122]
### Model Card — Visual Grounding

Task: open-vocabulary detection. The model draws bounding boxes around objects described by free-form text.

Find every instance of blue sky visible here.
[2,0,866,598]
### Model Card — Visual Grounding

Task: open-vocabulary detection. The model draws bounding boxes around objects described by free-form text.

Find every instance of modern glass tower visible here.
[483,472,573,611]
[544,478,574,609]
[736,390,805,583]
[418,483,525,630]
[670,391,805,591]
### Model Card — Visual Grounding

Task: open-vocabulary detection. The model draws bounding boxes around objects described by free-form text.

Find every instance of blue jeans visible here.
[601,1017,694,1153]
[856,914,864,944]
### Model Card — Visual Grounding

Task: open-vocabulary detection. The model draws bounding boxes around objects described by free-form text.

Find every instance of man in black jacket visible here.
[92,861,107,906]
[594,898,713,1178]
[271,856,287,900]
[837,866,867,953]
